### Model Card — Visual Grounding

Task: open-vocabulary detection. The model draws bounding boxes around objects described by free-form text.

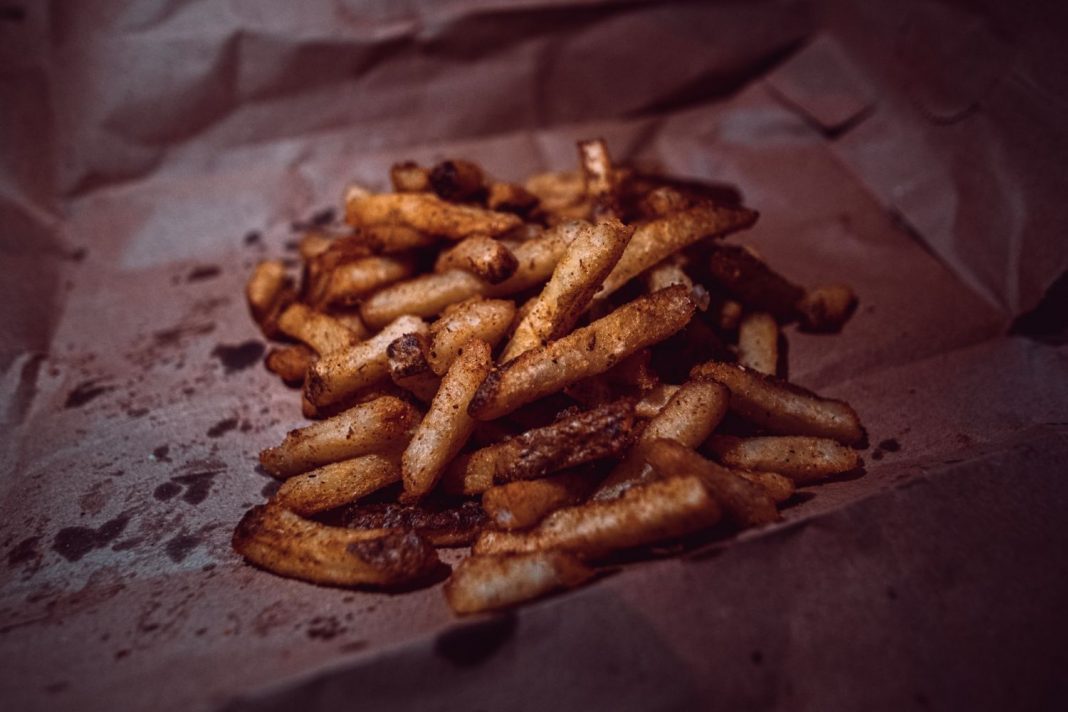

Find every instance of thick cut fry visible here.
[444,551,594,615]
[579,138,619,218]
[737,312,779,376]
[265,344,315,385]
[390,161,430,192]
[434,234,519,284]
[644,439,779,527]
[260,395,421,477]
[386,332,440,403]
[320,256,415,307]
[707,244,805,322]
[482,470,596,531]
[305,316,427,408]
[797,284,857,332]
[274,453,401,515]
[469,286,696,420]
[246,260,296,336]
[427,298,516,376]
[691,361,864,444]
[277,303,361,355]
[402,339,493,499]
[429,159,485,202]
[345,192,521,240]
[736,470,795,503]
[501,218,633,361]
[337,500,488,547]
[472,476,722,559]
[593,380,729,501]
[233,504,438,587]
[707,435,861,483]
[594,204,759,302]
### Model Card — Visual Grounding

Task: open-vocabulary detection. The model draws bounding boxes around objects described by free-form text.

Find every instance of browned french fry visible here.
[327,309,371,340]
[320,256,415,307]
[337,500,488,547]
[635,383,681,418]
[232,504,438,587]
[482,470,596,531]
[501,218,633,362]
[361,223,438,253]
[707,435,861,483]
[434,234,519,284]
[260,395,421,477]
[524,170,587,217]
[305,315,427,408]
[444,551,594,615]
[644,439,779,527]
[706,244,805,322]
[273,453,401,516]
[737,312,779,376]
[736,470,795,503]
[797,284,857,333]
[691,361,864,444]
[345,193,521,240]
[265,344,315,385]
[427,298,516,376]
[303,234,376,305]
[486,181,538,215]
[429,159,485,202]
[717,298,744,332]
[472,476,722,559]
[402,339,493,499]
[638,186,693,218]
[277,303,361,355]
[594,204,759,303]
[579,138,619,218]
[469,286,696,420]
[645,255,694,293]
[593,380,729,501]
[297,231,335,260]
[246,260,295,337]
[386,332,440,403]
[390,161,430,193]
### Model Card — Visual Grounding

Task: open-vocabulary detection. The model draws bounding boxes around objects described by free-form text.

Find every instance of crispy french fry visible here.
[501,218,633,362]
[402,339,493,499]
[246,260,295,337]
[265,344,315,385]
[469,286,696,420]
[345,192,520,240]
[593,380,729,501]
[635,383,681,418]
[434,234,519,284]
[645,255,694,293]
[798,284,857,332]
[320,256,415,307]
[736,470,795,503]
[579,138,619,218]
[386,332,440,403]
[233,504,438,587]
[707,244,804,322]
[444,551,594,614]
[305,316,427,408]
[337,500,488,547]
[644,439,779,527]
[260,395,421,477]
[737,312,778,376]
[691,361,864,444]
[524,170,587,219]
[482,469,596,531]
[638,186,693,218]
[274,453,401,515]
[277,303,361,355]
[706,435,861,483]
[390,161,430,193]
[429,159,485,202]
[427,298,516,376]
[487,181,538,215]
[327,309,371,339]
[472,476,722,559]
[361,223,438,253]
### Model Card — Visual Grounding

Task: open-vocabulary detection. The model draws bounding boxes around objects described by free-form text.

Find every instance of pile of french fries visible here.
[235,140,863,614]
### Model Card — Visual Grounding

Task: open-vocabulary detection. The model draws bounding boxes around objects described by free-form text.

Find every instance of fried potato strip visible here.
[481,470,596,531]
[427,298,516,376]
[444,552,594,615]
[706,435,861,483]
[274,453,401,516]
[345,192,521,239]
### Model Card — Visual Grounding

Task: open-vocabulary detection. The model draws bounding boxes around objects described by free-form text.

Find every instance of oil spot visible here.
[433,613,517,667]
[114,649,130,660]
[111,538,142,551]
[43,681,69,694]
[127,407,149,418]
[0,5,27,22]
[172,471,222,505]
[6,536,40,568]
[52,514,131,562]
[878,438,901,453]
[207,418,238,438]
[186,265,221,282]
[153,482,182,501]
[306,616,346,640]
[261,480,281,498]
[212,341,265,374]
[152,445,171,462]
[164,533,200,562]
[750,650,763,665]
[244,231,262,246]
[886,586,898,600]
[64,379,114,409]
[338,640,368,654]
[153,322,214,347]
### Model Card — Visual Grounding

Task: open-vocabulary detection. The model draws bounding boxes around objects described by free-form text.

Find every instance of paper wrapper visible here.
[1,2,1067,710]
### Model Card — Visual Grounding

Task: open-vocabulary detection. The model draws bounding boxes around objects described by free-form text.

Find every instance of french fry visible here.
[706,244,805,322]
[434,234,519,284]
[320,256,415,307]
[273,453,401,515]
[737,312,778,376]
[706,435,861,483]
[260,395,420,477]
[305,315,427,408]
[345,192,521,240]
[644,254,695,293]
[472,476,722,559]
[277,303,361,355]
[337,500,488,547]
[486,181,538,215]
[233,504,438,587]
[361,223,438,253]
[386,332,440,403]
[402,339,493,499]
[635,383,681,418]
[797,284,857,333]
[501,218,633,362]
[296,231,335,261]
[524,170,588,220]
[579,138,620,218]
[482,469,596,531]
[303,235,376,305]
[691,361,864,445]
[390,161,430,193]
[644,439,779,527]
[427,298,516,376]
[444,551,594,615]
[327,309,371,339]
[246,260,295,337]
[736,470,795,503]
[429,159,485,202]
[637,186,692,218]
[265,344,315,385]
[469,286,696,420]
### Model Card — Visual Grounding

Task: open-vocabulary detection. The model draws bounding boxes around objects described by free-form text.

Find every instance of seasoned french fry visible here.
[345,192,521,240]
[297,231,335,260]
[303,235,376,305]
[233,504,438,587]
[635,383,681,418]
[427,298,516,376]
[487,181,538,215]
[444,551,594,615]
[361,223,438,252]
[390,161,430,193]
[524,170,588,219]
[736,470,795,503]
[645,255,694,293]
[797,284,857,333]
[327,309,371,340]
[579,138,620,218]
[265,344,315,385]
[737,312,778,376]
[434,234,519,284]
[337,500,488,547]
[638,186,692,218]
[472,476,722,559]
[706,244,804,322]
[706,435,861,483]
[691,361,864,444]
[501,218,633,362]
[644,439,779,527]
[277,303,361,355]
[482,470,596,531]
[246,260,295,336]
[386,332,440,403]
[402,339,493,499]
[274,453,401,516]
[305,316,427,408]
[429,159,485,202]
[469,286,696,420]
[320,256,415,307]
[260,395,420,477]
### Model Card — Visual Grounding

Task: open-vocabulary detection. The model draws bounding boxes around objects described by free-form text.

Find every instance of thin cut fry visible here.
[434,234,519,284]
[737,312,778,376]
[277,303,361,355]
[274,453,401,515]
[345,192,521,240]
[707,435,861,483]
[427,298,516,376]
[444,551,594,615]
[482,470,596,531]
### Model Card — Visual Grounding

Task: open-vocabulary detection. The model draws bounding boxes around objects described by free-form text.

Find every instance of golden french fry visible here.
[429,159,485,202]
[798,284,857,333]
[472,476,722,559]
[707,435,861,483]
[337,500,488,547]
[501,218,633,362]
[482,469,596,530]
[736,470,795,503]
[320,256,415,307]
[305,315,427,408]
[691,361,864,444]
[469,286,696,420]
[274,453,401,515]
[444,551,594,615]
[434,234,519,284]
[402,339,493,499]
[644,439,779,527]
[390,161,430,193]
[246,260,295,337]
[386,332,440,403]
[264,344,315,386]
[233,504,438,587]
[260,395,420,477]
[427,298,516,376]
[737,312,779,376]
[277,303,361,355]
[345,192,521,240]
[707,244,804,322]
